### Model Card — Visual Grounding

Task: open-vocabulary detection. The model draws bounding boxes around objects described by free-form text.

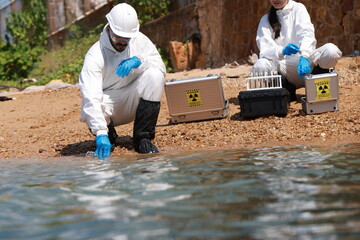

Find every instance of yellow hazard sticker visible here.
[315,78,332,101]
[186,89,202,107]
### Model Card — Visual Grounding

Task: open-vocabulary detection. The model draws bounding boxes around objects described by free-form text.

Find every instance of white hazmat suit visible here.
[253,0,342,88]
[79,25,166,137]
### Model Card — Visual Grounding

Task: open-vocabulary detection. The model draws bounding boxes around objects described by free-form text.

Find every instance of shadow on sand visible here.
[60,136,134,156]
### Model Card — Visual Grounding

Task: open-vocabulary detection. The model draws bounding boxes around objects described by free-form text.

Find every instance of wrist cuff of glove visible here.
[136,55,144,63]
[277,46,284,58]
[96,130,108,136]
[300,51,310,59]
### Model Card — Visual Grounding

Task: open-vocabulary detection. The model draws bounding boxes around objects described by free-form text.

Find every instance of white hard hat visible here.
[106,3,139,38]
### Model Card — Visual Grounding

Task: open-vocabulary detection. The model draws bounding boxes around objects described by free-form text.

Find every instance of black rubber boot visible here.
[281,75,297,102]
[311,65,329,75]
[107,120,118,146]
[133,98,160,154]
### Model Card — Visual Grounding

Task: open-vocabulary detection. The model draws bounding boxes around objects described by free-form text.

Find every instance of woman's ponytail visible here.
[268,6,281,39]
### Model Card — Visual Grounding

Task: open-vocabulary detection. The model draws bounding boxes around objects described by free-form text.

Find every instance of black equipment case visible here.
[238,73,289,118]
[238,88,290,118]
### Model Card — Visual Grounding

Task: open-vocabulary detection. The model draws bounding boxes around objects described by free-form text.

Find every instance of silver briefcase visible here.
[165,74,229,123]
[301,71,339,114]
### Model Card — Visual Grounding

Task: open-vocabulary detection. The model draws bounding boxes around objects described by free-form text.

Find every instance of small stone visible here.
[39,149,46,153]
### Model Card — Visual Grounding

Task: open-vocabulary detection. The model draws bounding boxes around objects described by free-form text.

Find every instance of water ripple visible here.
[0,144,359,239]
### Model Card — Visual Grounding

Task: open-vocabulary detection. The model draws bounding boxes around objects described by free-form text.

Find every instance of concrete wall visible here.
[0,0,22,42]
[47,0,112,49]
[141,0,360,69]
[47,0,110,34]
[171,0,199,10]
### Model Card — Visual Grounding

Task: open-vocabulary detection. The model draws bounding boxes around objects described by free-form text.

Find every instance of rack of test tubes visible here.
[246,71,282,91]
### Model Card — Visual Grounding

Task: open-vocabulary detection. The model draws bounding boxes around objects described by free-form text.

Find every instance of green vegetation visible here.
[0,0,47,83]
[0,0,172,88]
[28,25,103,86]
[116,0,171,24]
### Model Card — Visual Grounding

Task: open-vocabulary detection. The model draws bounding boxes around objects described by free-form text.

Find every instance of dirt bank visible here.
[0,57,359,159]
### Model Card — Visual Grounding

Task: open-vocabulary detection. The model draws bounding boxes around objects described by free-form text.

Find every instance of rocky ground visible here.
[0,56,359,159]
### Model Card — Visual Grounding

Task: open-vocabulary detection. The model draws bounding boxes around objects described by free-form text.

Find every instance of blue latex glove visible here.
[297,56,311,79]
[282,43,300,55]
[116,56,141,78]
[94,135,112,158]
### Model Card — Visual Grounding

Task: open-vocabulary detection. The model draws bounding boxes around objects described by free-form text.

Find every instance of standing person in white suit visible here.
[79,3,166,158]
[253,0,342,101]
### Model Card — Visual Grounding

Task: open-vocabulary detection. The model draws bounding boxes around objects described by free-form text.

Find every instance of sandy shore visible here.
[0,57,359,159]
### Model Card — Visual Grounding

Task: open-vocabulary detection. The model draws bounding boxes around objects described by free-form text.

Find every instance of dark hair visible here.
[268,6,281,39]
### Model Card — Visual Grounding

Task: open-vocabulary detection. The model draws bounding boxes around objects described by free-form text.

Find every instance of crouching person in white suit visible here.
[79,3,166,158]
[253,0,342,101]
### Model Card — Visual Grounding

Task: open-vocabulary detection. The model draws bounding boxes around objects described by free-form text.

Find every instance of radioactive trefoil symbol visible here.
[189,93,199,101]
[315,78,332,101]
[186,89,202,107]
[319,85,329,94]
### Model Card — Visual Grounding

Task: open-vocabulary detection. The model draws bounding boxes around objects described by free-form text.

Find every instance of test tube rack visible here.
[246,72,282,91]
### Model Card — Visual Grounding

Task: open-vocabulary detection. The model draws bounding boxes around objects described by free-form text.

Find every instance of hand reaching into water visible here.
[94,135,112,158]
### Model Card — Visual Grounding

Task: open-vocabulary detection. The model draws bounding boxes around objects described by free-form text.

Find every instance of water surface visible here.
[1,144,359,239]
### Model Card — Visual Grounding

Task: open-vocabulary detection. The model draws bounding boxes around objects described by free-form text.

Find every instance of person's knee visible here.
[138,68,165,102]
[318,43,342,68]
[252,58,273,73]
[323,43,342,59]
[142,68,165,89]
